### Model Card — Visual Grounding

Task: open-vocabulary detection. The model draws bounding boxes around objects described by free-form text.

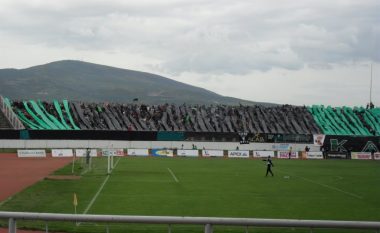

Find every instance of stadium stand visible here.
[308,105,380,136]
[2,97,379,136]
[7,100,320,134]
[0,109,12,129]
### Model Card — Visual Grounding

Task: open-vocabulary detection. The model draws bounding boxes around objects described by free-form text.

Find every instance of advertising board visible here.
[127,149,149,156]
[253,151,274,158]
[326,153,347,159]
[52,149,73,157]
[351,152,372,160]
[177,149,199,157]
[75,149,97,157]
[306,152,323,159]
[152,149,174,157]
[202,150,224,157]
[228,150,249,158]
[17,149,46,158]
[101,149,124,156]
[278,151,298,159]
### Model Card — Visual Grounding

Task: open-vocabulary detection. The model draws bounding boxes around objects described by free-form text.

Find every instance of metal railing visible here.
[1,211,380,233]
[0,96,24,130]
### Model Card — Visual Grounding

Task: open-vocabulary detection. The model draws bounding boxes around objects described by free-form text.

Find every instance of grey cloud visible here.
[0,0,379,75]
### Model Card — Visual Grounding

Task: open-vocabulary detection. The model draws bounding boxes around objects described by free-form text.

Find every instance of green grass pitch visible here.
[1,157,380,233]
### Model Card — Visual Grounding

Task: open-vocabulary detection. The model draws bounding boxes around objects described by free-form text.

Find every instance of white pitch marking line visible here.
[82,157,122,215]
[276,169,362,199]
[298,176,363,200]
[254,162,362,199]
[114,156,121,168]
[80,167,89,176]
[167,168,179,183]
[82,175,110,215]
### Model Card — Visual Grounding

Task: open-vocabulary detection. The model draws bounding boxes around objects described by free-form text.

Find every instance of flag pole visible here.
[73,192,79,226]
[73,193,78,214]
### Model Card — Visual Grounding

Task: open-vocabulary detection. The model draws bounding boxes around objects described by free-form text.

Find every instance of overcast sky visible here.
[0,0,379,106]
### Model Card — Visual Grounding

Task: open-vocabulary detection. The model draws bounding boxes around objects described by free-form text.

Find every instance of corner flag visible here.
[73,193,78,207]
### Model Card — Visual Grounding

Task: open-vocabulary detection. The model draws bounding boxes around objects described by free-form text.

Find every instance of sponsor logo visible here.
[202,150,224,157]
[253,151,274,158]
[313,134,325,146]
[351,152,372,160]
[330,139,348,152]
[17,150,46,157]
[239,132,249,144]
[228,150,249,158]
[127,149,149,156]
[327,153,347,159]
[152,149,173,157]
[306,152,323,159]
[102,149,124,156]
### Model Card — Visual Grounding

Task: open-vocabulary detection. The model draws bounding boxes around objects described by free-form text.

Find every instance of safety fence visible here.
[1,211,380,233]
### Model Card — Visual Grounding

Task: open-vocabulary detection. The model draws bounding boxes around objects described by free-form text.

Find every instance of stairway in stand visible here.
[0,110,12,129]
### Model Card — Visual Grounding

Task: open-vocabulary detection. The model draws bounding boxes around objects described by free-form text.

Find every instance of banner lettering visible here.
[253,151,274,158]
[351,152,372,160]
[17,149,46,158]
[278,151,298,159]
[228,150,249,158]
[177,150,198,157]
[127,149,149,156]
[101,149,124,156]
[202,150,224,157]
[306,152,323,159]
[52,149,73,157]
[75,149,97,157]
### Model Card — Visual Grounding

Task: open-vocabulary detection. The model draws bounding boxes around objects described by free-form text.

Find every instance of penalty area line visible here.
[167,168,179,183]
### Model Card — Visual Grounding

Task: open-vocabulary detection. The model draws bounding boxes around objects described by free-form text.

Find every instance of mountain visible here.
[0,60,272,105]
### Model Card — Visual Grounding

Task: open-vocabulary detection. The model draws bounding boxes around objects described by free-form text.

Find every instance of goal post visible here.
[107,152,115,175]
[107,153,111,174]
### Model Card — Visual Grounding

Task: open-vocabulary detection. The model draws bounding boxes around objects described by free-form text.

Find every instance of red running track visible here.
[0,153,72,233]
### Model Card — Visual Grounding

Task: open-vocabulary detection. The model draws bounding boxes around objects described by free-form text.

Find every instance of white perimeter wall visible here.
[0,140,320,152]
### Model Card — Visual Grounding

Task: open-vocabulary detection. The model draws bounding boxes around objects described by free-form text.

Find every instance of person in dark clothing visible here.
[288,146,292,159]
[371,148,376,158]
[263,156,274,177]
[86,148,91,165]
